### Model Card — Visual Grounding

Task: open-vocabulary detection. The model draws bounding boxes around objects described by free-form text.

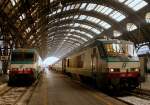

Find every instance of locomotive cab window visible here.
[11,52,34,62]
[104,42,138,58]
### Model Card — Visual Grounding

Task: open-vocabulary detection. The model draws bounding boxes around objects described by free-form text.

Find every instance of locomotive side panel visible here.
[66,49,92,77]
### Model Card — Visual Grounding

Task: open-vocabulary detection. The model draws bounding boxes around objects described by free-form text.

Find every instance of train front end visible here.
[8,49,36,83]
[103,40,140,90]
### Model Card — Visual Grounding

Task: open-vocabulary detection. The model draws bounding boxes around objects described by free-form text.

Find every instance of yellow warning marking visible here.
[87,91,113,105]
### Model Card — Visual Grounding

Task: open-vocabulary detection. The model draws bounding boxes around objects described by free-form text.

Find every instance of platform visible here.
[0,74,8,85]
[28,69,127,105]
[141,74,150,90]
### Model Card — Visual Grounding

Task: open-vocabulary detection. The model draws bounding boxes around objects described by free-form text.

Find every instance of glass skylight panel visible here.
[93,18,101,23]
[74,23,80,27]
[126,23,137,31]
[57,9,61,13]
[75,43,81,46]
[80,24,92,30]
[95,5,105,12]
[125,0,134,5]
[133,1,148,11]
[81,37,88,42]
[75,30,93,38]
[26,27,31,33]
[66,5,71,11]
[128,0,141,7]
[85,16,101,24]
[116,15,126,21]
[70,16,74,19]
[69,38,78,41]
[94,5,126,22]
[109,11,118,17]
[79,15,87,20]
[70,29,75,32]
[50,0,54,3]
[71,4,75,9]
[86,16,95,21]
[69,23,73,26]
[80,3,87,9]
[74,15,79,19]
[145,12,150,23]
[72,34,80,38]
[99,21,111,29]
[111,11,122,19]
[10,0,16,6]
[100,7,110,14]
[52,11,57,15]
[22,13,26,19]
[63,7,67,11]
[124,0,148,11]
[110,11,126,22]
[85,33,93,38]
[91,28,101,34]
[109,11,126,22]
[113,30,122,37]
[103,8,113,15]
[118,0,126,3]
[71,35,88,42]
[75,4,80,9]
[65,16,69,19]
[30,35,33,39]
[86,3,97,11]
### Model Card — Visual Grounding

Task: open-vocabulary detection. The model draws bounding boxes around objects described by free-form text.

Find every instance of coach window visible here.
[67,59,70,67]
[98,43,106,57]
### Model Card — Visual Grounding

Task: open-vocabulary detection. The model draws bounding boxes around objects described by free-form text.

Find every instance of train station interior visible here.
[0,0,150,105]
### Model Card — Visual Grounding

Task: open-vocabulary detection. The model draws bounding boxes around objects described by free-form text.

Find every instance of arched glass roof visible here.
[0,0,149,59]
[50,3,126,22]
[137,45,150,55]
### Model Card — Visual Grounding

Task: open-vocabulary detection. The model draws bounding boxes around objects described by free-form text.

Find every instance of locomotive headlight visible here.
[135,68,139,72]
[110,68,114,72]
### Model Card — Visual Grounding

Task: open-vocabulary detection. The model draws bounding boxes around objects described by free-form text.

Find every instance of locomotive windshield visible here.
[104,43,137,57]
[11,52,34,63]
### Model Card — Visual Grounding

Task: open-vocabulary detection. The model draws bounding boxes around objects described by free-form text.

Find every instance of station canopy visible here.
[0,0,150,59]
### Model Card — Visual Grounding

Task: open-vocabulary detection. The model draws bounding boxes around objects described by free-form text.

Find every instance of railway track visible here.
[0,86,29,105]
[116,89,150,105]
[0,78,40,105]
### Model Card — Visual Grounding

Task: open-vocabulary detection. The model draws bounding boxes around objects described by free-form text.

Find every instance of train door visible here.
[91,48,98,76]
[62,59,66,73]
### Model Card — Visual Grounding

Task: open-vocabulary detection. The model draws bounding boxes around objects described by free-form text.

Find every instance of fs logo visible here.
[122,62,127,68]
[19,65,23,69]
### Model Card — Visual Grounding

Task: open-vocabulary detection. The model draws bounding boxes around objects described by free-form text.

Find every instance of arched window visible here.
[113,30,122,37]
[126,23,137,31]
[145,12,150,23]
[137,45,150,55]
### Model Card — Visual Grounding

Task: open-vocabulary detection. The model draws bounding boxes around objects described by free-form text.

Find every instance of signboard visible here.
[0,56,9,60]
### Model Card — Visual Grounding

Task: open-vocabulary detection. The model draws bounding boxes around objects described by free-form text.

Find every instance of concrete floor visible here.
[28,69,127,105]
